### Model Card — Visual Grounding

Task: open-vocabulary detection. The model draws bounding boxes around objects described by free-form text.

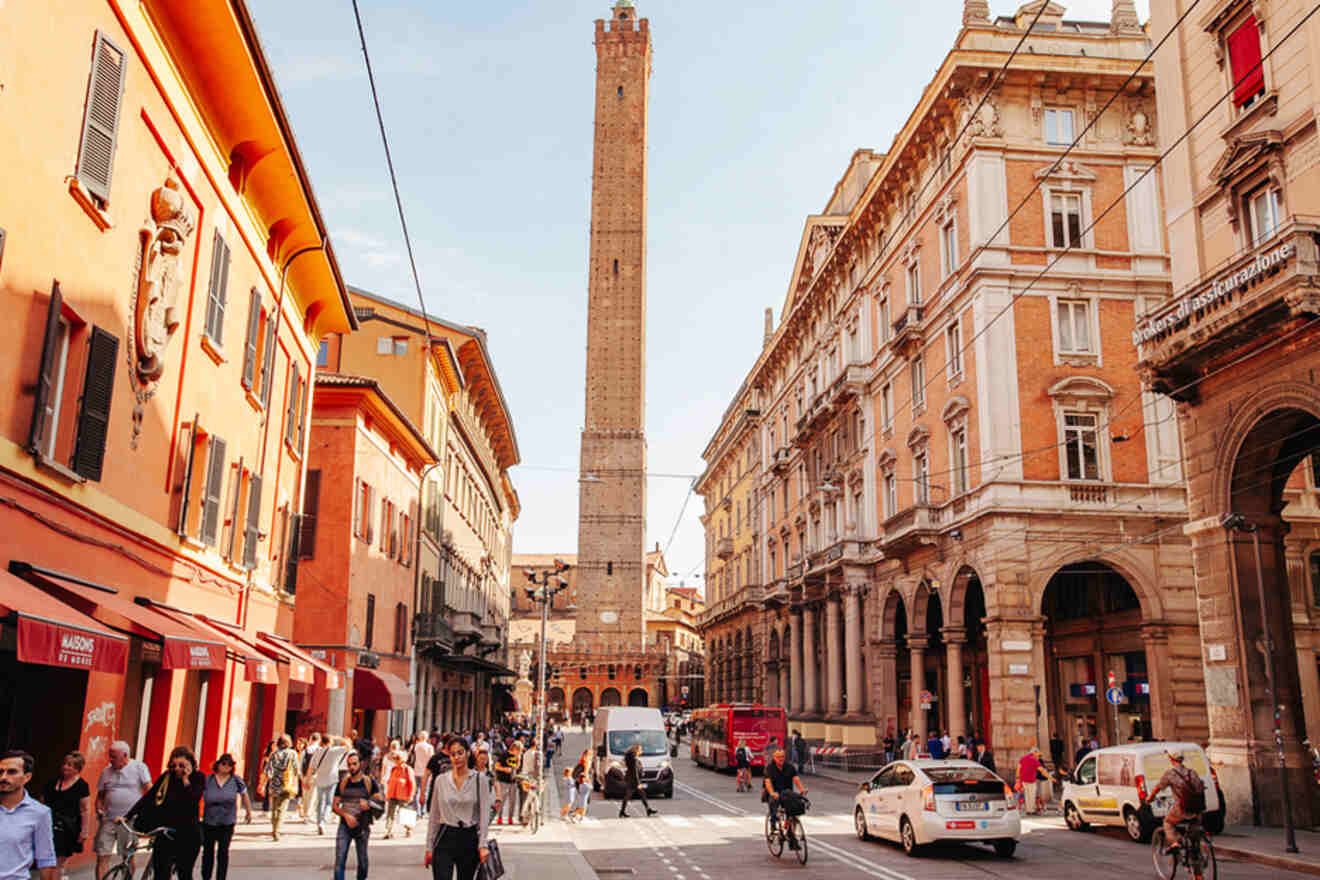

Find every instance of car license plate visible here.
[955,801,989,812]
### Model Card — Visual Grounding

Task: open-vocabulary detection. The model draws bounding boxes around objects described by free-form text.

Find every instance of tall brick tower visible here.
[576,0,651,652]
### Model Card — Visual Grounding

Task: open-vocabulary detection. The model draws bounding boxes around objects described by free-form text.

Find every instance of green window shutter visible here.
[175,414,200,536]
[258,317,276,406]
[241,289,261,389]
[242,474,263,570]
[296,371,307,449]
[199,436,227,546]
[300,469,320,559]
[28,282,64,455]
[75,32,126,204]
[205,233,230,344]
[71,326,119,481]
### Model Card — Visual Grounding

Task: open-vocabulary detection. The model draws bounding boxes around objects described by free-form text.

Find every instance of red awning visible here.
[352,667,414,710]
[19,568,225,670]
[259,633,342,689]
[0,570,128,674]
[147,607,277,684]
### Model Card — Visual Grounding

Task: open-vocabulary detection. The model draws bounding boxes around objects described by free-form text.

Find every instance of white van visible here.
[592,706,674,798]
[1061,742,1225,842]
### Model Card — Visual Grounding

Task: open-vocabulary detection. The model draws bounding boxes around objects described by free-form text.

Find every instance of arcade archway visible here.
[571,687,593,723]
[628,688,649,707]
[600,687,622,707]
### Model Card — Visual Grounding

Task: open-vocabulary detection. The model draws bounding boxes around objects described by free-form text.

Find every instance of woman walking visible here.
[201,753,251,880]
[424,738,491,880]
[569,749,592,821]
[41,751,91,880]
[383,742,415,839]
[124,746,205,880]
[617,744,656,819]
[493,743,518,826]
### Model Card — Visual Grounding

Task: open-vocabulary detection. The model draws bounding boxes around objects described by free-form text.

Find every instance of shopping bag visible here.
[398,806,418,828]
[479,839,506,880]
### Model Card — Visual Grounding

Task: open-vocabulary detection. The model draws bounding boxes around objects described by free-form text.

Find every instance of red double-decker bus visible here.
[690,703,788,773]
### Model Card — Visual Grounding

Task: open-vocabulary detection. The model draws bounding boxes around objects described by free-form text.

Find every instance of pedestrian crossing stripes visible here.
[568,812,858,832]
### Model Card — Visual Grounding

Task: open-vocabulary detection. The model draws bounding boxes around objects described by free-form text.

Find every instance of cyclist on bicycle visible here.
[1143,750,1206,852]
[735,739,752,792]
[763,749,807,850]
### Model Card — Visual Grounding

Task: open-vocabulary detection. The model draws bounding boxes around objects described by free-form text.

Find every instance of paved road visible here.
[556,730,1304,880]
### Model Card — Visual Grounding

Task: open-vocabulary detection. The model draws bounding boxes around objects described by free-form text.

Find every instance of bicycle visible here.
[99,819,172,880]
[1151,814,1217,880]
[517,774,541,835]
[736,765,752,792]
[764,795,809,866]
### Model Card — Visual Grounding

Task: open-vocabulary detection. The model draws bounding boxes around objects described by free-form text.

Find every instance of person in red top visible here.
[383,746,416,839]
[1016,746,1047,815]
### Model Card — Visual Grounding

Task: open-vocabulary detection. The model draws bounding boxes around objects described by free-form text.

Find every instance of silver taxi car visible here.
[853,759,1021,857]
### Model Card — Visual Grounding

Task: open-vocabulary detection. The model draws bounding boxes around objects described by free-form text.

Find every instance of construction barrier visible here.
[806,745,889,773]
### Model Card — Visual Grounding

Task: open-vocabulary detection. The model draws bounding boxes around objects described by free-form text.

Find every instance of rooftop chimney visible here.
[963,0,992,26]
[763,308,774,348]
[1111,0,1143,33]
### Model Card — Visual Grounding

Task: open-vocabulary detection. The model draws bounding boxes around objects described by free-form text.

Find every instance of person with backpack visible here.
[1143,750,1206,852]
[264,735,299,841]
[333,751,383,880]
[734,739,752,792]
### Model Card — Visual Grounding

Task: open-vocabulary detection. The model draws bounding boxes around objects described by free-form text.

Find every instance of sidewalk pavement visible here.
[65,784,600,880]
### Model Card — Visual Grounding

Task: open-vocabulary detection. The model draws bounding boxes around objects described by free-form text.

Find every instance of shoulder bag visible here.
[479,839,505,880]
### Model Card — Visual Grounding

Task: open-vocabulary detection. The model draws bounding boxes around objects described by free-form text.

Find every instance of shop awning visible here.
[10,562,225,670]
[259,633,341,689]
[0,569,128,674]
[352,667,414,710]
[142,605,277,684]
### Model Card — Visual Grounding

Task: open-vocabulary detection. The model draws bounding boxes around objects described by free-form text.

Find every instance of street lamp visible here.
[524,558,571,816]
[1223,512,1298,854]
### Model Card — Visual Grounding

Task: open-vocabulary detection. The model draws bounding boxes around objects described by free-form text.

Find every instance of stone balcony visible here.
[890,304,925,357]
[413,611,456,653]
[786,560,805,582]
[762,578,791,606]
[879,504,940,556]
[826,363,868,407]
[1136,224,1320,401]
[770,446,792,474]
[807,537,866,574]
[716,537,734,559]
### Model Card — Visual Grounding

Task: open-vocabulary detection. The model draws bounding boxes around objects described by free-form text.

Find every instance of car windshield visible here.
[924,767,1000,784]
[609,730,668,756]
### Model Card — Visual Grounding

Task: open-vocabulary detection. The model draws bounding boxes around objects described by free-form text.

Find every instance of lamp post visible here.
[523,559,570,820]
[1223,513,1298,854]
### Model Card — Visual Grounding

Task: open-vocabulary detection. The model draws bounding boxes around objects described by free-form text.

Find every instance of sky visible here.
[250,0,1151,594]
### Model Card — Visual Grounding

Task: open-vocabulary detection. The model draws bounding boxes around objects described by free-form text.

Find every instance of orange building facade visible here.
[0,0,355,860]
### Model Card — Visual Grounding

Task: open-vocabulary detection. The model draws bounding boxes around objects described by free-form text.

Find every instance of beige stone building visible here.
[1143,0,1320,825]
[698,1,1208,773]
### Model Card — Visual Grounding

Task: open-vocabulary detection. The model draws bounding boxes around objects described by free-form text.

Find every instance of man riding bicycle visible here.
[763,749,807,850]
[1143,749,1206,852]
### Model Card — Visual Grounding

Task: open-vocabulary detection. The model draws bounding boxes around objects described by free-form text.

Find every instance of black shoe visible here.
[618,811,629,818]
[787,839,799,851]
[646,809,658,816]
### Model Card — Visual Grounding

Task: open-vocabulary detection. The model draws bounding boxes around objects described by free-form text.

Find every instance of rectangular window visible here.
[32,306,73,461]
[376,336,394,355]
[941,220,958,277]
[242,474,263,571]
[906,262,921,306]
[881,383,893,432]
[910,356,926,411]
[365,594,376,650]
[1228,17,1266,109]
[1044,108,1074,146]
[71,327,119,482]
[1057,299,1092,354]
[853,491,864,534]
[884,473,897,519]
[1064,412,1102,481]
[300,469,320,559]
[1050,193,1083,248]
[241,289,264,392]
[1247,187,1282,246]
[946,321,962,378]
[393,337,408,355]
[878,297,891,342]
[915,452,931,505]
[204,232,231,346]
[317,339,329,368]
[75,32,127,205]
[199,436,227,547]
[951,428,968,495]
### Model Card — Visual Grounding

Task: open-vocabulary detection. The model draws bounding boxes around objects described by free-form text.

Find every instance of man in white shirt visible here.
[517,745,541,825]
[94,741,151,879]
[941,731,952,756]
[409,732,434,811]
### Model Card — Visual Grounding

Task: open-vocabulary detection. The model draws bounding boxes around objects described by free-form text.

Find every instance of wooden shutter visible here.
[75,32,127,204]
[365,594,376,649]
[365,485,375,544]
[296,371,308,449]
[225,458,244,560]
[299,469,320,559]
[242,474,263,570]
[258,318,276,406]
[28,282,64,455]
[283,512,302,594]
[241,289,261,389]
[352,477,361,537]
[0,228,7,272]
[175,414,200,536]
[199,436,227,546]
[285,363,301,446]
[205,232,230,344]
[71,326,118,481]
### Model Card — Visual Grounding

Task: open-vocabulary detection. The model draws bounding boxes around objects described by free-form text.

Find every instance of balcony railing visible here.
[827,363,868,406]
[770,447,792,474]
[413,612,456,651]
[716,537,734,559]
[879,504,939,556]
[786,560,804,581]
[890,305,924,356]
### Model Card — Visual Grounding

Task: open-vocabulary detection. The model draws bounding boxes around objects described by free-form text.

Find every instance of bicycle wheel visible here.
[1151,829,1177,880]
[1191,833,1217,880]
[99,864,132,880]
[791,817,808,865]
[765,814,783,858]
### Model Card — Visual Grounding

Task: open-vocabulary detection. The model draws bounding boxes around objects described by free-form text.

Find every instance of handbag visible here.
[479,839,505,880]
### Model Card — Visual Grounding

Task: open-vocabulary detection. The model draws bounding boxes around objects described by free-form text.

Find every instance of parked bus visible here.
[690,703,787,773]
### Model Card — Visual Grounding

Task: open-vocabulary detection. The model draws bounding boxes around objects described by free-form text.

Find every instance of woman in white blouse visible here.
[424,739,492,880]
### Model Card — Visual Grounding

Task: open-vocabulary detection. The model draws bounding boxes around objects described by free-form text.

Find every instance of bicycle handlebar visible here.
[115,818,174,838]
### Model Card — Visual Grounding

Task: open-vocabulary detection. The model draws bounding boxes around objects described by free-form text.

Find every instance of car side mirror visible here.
[596,745,606,758]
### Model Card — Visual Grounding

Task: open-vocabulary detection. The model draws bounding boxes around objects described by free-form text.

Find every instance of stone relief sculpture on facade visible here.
[962,87,1002,139]
[127,171,194,448]
[1125,100,1155,146]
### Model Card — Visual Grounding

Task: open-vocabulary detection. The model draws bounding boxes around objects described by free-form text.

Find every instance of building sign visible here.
[162,638,224,670]
[1002,640,1032,652]
[1008,663,1029,676]
[1133,241,1295,346]
[17,618,128,674]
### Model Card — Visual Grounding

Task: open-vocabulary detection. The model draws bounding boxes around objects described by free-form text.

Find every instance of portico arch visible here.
[600,687,622,707]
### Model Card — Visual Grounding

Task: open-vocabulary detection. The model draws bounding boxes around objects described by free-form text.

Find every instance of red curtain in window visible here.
[1228,17,1265,106]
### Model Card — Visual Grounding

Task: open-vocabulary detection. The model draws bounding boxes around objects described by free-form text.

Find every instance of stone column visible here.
[826,595,844,715]
[909,636,929,735]
[845,588,863,715]
[944,628,967,743]
[877,639,899,737]
[1141,623,1175,741]
[790,609,804,714]
[779,660,790,712]
[802,604,819,714]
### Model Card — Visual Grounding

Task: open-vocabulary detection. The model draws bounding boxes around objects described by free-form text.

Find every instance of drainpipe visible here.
[411,460,444,734]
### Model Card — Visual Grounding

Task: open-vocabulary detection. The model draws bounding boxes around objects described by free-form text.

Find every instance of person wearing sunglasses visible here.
[122,746,205,880]
[201,754,251,880]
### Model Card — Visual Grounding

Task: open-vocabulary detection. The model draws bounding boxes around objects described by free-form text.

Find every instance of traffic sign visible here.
[1106,686,1124,705]
[1107,670,1117,688]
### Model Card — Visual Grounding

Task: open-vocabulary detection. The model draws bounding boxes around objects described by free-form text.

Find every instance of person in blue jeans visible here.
[332,752,382,880]
[312,737,350,835]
